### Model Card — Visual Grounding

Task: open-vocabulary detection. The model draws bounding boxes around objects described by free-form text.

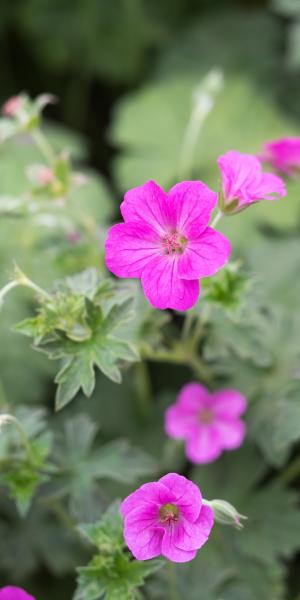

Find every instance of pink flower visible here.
[121,473,213,563]
[165,383,247,463]
[0,587,35,600]
[2,96,22,117]
[36,166,55,186]
[261,137,300,175]
[218,150,286,213]
[105,180,231,311]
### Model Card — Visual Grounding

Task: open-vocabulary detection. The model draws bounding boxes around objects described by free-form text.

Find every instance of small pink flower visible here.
[105,180,231,311]
[26,164,55,187]
[36,166,55,186]
[121,473,213,563]
[218,150,286,213]
[261,137,300,175]
[165,383,247,464]
[2,96,22,117]
[0,587,35,600]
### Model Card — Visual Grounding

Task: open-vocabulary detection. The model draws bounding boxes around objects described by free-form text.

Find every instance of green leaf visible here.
[0,406,53,514]
[52,415,157,520]
[75,501,163,600]
[182,446,300,600]
[14,275,139,409]
[88,439,158,483]
[200,262,250,314]
[2,467,46,516]
[250,381,300,466]
[78,500,123,552]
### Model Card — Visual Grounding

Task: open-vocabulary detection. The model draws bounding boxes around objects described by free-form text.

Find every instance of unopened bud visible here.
[204,499,247,530]
[2,96,23,117]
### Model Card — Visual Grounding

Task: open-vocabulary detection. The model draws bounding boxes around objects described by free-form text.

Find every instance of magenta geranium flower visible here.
[105,180,231,311]
[0,587,35,600]
[217,150,285,213]
[261,137,300,175]
[121,473,214,563]
[165,383,247,463]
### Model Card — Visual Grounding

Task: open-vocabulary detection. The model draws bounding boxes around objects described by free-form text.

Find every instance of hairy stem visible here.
[167,562,181,600]
[210,210,223,228]
[280,454,300,484]
[31,128,56,164]
[0,280,19,305]
[134,361,153,420]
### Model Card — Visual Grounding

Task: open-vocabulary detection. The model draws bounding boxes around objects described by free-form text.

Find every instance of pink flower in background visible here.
[2,96,22,117]
[218,150,286,213]
[36,166,55,186]
[165,383,247,463]
[121,473,213,563]
[105,180,231,311]
[261,137,300,175]
[0,587,35,600]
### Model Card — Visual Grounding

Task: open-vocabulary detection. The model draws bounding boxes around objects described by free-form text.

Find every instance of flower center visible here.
[162,230,187,255]
[198,408,214,425]
[159,503,179,525]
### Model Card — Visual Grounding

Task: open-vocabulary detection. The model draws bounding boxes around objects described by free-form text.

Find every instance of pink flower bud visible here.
[2,96,22,117]
[217,150,286,214]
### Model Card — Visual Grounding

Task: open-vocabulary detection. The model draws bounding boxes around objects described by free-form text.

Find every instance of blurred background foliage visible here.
[1,0,300,599]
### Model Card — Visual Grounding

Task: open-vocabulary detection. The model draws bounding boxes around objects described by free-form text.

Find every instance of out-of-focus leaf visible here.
[185,446,300,600]
[52,415,157,520]
[0,406,53,515]
[0,498,85,578]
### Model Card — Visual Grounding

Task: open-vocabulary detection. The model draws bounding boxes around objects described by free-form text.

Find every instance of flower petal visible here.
[186,427,222,464]
[212,419,246,450]
[141,255,200,311]
[195,504,214,538]
[161,530,197,563]
[0,588,35,600]
[174,507,214,551]
[159,473,202,522]
[125,521,164,560]
[120,180,170,235]
[178,227,231,280]
[177,382,209,410]
[218,150,286,206]
[250,172,286,200]
[212,389,247,418]
[218,151,261,201]
[168,181,217,237]
[121,481,170,517]
[105,222,160,278]
[165,405,199,439]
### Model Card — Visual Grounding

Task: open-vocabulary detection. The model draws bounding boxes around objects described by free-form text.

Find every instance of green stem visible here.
[0,379,7,405]
[142,347,211,384]
[167,562,181,600]
[178,70,223,179]
[210,210,223,228]
[31,128,56,164]
[22,277,51,300]
[181,312,195,341]
[189,355,211,383]
[0,280,19,305]
[42,498,79,536]
[13,266,51,300]
[280,454,300,484]
[134,361,152,420]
